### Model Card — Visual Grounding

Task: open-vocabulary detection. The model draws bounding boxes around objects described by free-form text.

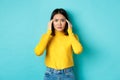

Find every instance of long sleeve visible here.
[34,30,52,56]
[68,28,83,54]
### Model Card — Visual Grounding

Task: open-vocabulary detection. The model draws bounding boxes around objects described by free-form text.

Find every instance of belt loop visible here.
[50,67,53,73]
[63,68,65,73]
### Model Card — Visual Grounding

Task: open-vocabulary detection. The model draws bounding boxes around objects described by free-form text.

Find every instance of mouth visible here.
[57,27,62,29]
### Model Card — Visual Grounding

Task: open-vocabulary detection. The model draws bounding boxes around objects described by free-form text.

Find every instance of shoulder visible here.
[74,34,79,40]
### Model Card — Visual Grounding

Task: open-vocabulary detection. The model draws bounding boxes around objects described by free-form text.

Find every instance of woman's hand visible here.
[66,19,73,34]
[48,20,53,30]
[66,19,72,29]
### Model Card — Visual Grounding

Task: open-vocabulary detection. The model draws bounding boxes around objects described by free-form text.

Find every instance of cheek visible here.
[62,22,66,27]
[53,22,57,27]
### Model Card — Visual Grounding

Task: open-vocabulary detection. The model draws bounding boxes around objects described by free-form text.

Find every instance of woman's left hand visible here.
[66,19,72,29]
[66,19,73,34]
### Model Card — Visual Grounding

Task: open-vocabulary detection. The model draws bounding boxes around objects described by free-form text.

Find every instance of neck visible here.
[55,30,64,36]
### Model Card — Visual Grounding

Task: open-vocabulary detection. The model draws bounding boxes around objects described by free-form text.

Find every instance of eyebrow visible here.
[54,18,66,20]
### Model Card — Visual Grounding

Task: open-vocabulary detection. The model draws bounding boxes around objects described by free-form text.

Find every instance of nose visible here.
[58,21,62,25]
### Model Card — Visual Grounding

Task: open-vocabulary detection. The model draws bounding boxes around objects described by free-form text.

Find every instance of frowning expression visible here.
[53,14,66,32]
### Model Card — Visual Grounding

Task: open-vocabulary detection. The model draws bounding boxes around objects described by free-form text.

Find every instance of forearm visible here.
[34,30,52,56]
[68,28,83,54]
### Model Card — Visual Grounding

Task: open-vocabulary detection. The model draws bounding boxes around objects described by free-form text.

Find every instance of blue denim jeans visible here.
[44,67,75,80]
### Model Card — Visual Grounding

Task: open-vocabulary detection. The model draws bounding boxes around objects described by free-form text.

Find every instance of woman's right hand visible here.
[48,20,53,30]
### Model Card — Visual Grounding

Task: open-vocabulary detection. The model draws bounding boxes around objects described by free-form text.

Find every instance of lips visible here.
[57,27,62,29]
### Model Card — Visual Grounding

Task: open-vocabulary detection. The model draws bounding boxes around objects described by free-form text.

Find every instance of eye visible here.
[54,19,58,22]
[61,19,65,22]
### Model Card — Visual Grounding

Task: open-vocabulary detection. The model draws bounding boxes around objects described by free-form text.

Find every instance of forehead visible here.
[53,14,66,19]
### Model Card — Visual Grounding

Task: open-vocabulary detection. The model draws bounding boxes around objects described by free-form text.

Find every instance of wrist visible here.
[47,29,52,35]
[68,27,73,35]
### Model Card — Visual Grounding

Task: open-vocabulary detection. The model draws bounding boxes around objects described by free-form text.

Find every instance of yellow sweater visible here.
[34,28,83,70]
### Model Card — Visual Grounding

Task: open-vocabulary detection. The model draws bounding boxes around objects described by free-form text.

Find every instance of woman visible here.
[34,8,83,80]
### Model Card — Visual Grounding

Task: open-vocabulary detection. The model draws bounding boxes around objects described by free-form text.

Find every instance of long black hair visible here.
[50,8,69,36]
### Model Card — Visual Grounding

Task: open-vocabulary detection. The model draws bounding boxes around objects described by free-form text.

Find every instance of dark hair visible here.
[50,8,69,36]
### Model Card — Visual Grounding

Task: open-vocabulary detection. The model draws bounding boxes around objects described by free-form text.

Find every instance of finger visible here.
[48,20,53,25]
[66,19,71,25]
[51,19,53,22]
[48,20,52,26]
[50,19,53,23]
[66,19,72,28]
[66,19,69,23]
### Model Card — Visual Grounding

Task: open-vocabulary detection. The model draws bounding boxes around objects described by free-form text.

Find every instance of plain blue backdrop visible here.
[0,0,120,80]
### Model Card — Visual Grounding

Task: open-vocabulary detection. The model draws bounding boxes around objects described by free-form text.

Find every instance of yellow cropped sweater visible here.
[34,28,83,70]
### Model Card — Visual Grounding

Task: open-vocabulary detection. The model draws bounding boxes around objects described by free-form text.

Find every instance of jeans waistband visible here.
[46,67,73,74]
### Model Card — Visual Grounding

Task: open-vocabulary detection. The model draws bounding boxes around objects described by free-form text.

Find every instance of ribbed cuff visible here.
[47,30,52,35]
[68,27,74,36]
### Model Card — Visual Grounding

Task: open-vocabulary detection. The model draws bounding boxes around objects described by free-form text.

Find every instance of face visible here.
[53,14,66,32]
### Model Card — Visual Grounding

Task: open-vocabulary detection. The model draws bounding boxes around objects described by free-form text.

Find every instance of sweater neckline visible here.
[55,30,65,36]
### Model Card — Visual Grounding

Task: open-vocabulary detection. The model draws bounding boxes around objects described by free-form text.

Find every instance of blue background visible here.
[0,0,120,80]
